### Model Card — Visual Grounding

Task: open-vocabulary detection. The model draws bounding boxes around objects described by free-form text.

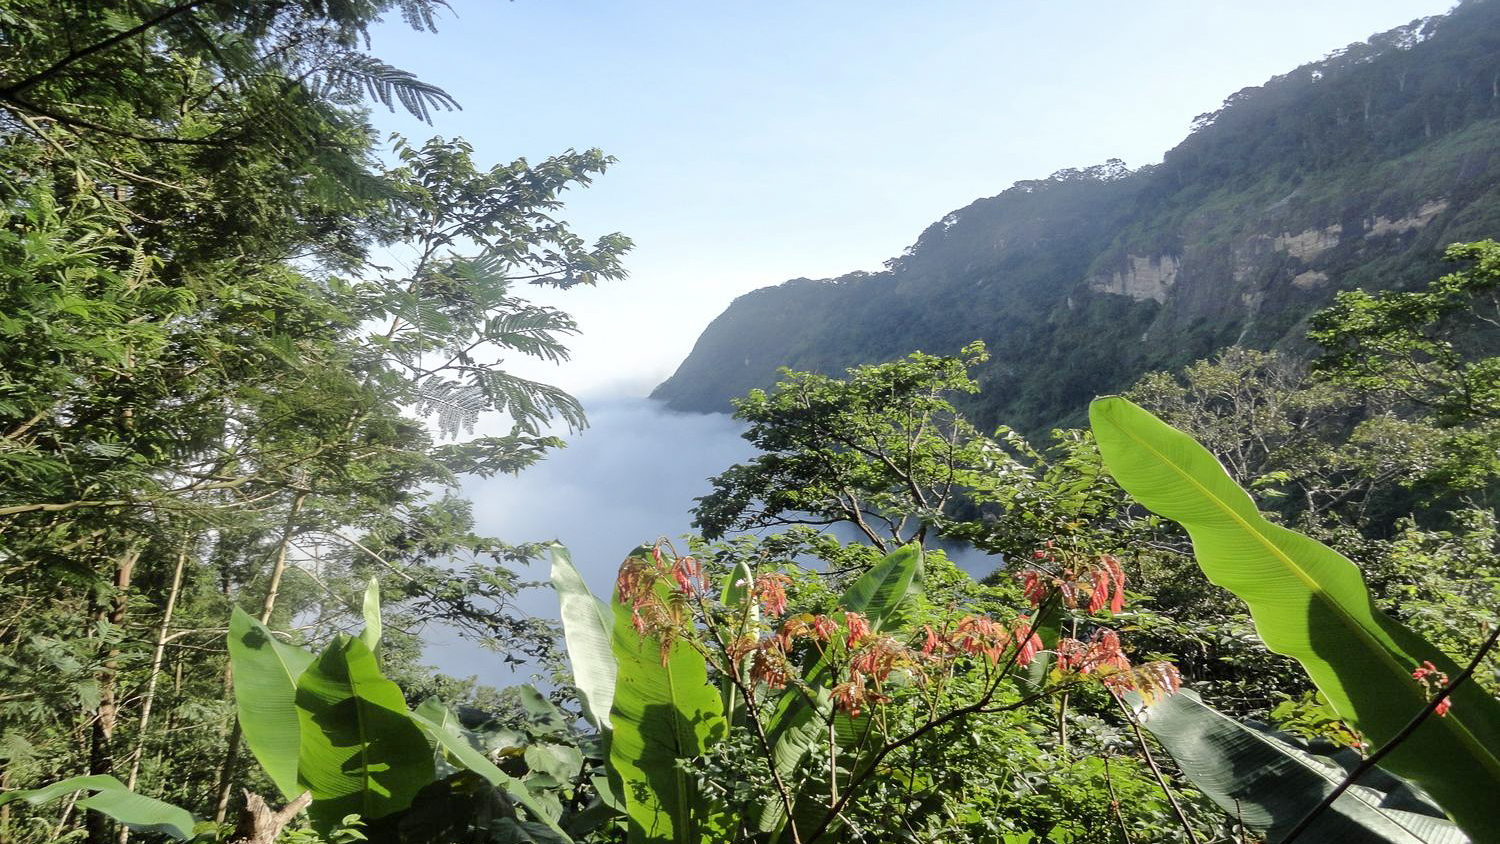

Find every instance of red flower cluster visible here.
[1412,660,1454,717]
[776,613,837,651]
[945,615,1044,667]
[1055,629,1180,701]
[754,573,791,617]
[1020,547,1126,616]
[614,546,696,663]
[844,611,872,647]
[832,635,907,717]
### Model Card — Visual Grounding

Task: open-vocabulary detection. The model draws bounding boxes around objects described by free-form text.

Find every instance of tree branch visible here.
[0,0,217,96]
[1280,623,1500,844]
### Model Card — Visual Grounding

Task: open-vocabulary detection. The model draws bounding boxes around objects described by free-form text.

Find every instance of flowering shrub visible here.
[615,538,1179,725]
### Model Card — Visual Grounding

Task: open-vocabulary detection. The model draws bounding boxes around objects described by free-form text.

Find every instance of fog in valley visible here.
[419,395,1003,686]
[418,397,751,683]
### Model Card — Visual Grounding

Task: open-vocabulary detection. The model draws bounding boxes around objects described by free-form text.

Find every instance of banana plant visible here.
[1090,396,1500,840]
[1131,688,1468,843]
[607,564,728,844]
[0,775,200,841]
[227,578,573,841]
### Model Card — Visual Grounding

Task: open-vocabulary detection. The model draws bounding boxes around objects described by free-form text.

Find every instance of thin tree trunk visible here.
[87,545,141,844]
[213,492,307,823]
[118,546,189,844]
[1,767,10,841]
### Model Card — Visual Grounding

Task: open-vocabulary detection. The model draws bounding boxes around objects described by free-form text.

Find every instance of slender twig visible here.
[1,0,216,96]
[119,545,190,844]
[1280,623,1500,844]
[803,592,1063,842]
[1103,753,1133,844]
[687,584,803,844]
[1113,692,1202,844]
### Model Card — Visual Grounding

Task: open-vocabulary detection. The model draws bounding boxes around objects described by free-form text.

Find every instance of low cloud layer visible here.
[421,397,752,682]
[418,396,1003,686]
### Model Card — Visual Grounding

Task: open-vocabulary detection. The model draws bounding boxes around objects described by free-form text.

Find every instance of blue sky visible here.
[368,0,1457,397]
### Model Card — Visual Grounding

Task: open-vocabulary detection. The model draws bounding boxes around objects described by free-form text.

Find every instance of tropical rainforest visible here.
[0,3,1497,844]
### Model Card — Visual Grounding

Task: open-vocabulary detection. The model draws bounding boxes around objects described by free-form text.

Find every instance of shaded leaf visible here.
[1090,396,1500,840]
[295,636,434,831]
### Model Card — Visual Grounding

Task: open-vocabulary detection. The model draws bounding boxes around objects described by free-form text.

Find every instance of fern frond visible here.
[477,371,586,434]
[482,306,577,364]
[415,377,485,439]
[317,53,460,123]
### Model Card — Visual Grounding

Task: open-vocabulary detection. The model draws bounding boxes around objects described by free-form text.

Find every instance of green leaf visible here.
[720,559,758,724]
[407,703,575,841]
[294,635,435,832]
[1133,688,1468,843]
[607,577,726,844]
[0,775,198,841]
[360,577,381,652]
[494,817,574,844]
[551,544,617,731]
[759,543,924,837]
[227,606,314,800]
[1090,396,1500,839]
[517,683,570,736]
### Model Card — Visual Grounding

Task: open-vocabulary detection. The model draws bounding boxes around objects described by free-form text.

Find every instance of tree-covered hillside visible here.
[652,0,1500,433]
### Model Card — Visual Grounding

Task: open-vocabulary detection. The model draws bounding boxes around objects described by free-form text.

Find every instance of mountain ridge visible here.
[652,0,1500,432]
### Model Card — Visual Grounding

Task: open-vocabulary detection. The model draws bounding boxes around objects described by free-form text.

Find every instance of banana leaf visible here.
[607,577,726,844]
[359,577,382,653]
[551,544,617,731]
[1132,688,1468,843]
[294,635,435,832]
[1090,396,1500,840]
[227,606,313,800]
[0,774,198,841]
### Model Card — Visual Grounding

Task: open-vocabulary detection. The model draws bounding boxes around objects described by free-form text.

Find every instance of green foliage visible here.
[1135,689,1466,843]
[606,570,726,843]
[1310,239,1500,492]
[550,545,617,732]
[0,775,200,841]
[1090,395,1500,839]
[694,343,989,550]
[0,2,628,839]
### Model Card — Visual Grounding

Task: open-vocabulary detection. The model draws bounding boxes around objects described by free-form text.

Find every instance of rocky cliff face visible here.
[653,0,1500,432]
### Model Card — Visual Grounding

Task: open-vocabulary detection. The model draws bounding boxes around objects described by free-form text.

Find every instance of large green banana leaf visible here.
[759,544,924,838]
[1090,396,1500,839]
[607,578,726,844]
[408,701,573,840]
[227,606,313,800]
[0,774,199,841]
[1133,688,1468,843]
[294,635,436,832]
[551,544,616,731]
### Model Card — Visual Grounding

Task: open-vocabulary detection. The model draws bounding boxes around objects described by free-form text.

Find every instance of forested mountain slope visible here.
[653,0,1500,432]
